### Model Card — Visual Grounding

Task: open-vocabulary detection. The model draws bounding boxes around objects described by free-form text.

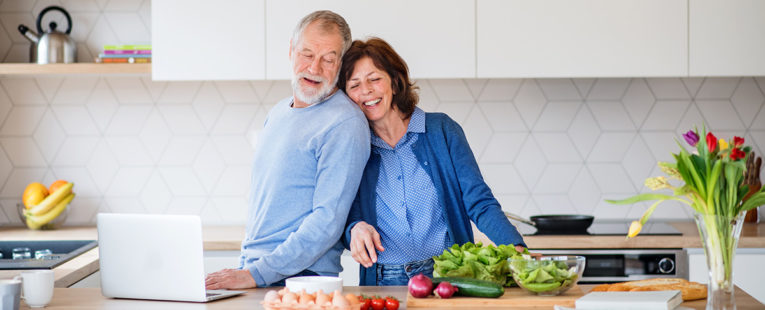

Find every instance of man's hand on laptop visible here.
[205,269,256,290]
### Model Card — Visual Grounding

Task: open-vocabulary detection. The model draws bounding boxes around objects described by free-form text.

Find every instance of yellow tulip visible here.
[719,139,729,150]
[627,221,643,238]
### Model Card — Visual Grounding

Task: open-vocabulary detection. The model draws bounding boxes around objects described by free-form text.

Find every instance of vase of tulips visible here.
[607,127,765,310]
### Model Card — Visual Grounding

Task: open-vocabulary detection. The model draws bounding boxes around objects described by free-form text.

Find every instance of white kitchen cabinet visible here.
[689,0,765,76]
[202,250,359,286]
[476,0,687,78]
[688,248,765,304]
[340,250,360,286]
[69,271,100,288]
[204,250,241,274]
[152,0,266,80]
[265,0,475,80]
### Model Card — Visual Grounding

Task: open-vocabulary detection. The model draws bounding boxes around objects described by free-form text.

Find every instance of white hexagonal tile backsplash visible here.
[3,76,758,227]
[1,3,764,226]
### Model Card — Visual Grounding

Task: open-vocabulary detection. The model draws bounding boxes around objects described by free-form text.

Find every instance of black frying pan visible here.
[504,212,594,235]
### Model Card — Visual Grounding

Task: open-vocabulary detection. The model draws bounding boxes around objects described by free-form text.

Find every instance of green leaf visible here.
[640,200,664,225]
[605,193,689,205]
[741,192,765,212]
[674,185,692,196]
[706,160,723,211]
[680,151,707,198]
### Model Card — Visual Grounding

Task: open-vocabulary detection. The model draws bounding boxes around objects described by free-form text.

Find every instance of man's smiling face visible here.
[290,21,344,107]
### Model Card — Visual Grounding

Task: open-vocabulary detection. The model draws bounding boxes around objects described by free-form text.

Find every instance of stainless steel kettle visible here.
[17,6,76,64]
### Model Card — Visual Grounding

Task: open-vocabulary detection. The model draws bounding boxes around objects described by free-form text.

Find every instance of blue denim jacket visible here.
[342,112,526,286]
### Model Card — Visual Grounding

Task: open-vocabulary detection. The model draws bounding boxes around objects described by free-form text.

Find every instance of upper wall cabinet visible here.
[152,0,266,80]
[265,0,475,80]
[476,0,688,78]
[690,0,765,76]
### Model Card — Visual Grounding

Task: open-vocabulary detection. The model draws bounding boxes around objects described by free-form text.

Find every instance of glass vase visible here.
[694,212,746,310]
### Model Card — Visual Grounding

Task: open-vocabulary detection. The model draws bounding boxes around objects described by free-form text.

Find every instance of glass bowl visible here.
[17,203,69,230]
[508,255,585,296]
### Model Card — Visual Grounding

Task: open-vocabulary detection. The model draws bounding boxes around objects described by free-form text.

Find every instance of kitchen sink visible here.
[0,240,97,270]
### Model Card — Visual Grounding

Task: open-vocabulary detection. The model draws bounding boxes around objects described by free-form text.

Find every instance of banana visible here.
[26,193,75,230]
[26,182,73,217]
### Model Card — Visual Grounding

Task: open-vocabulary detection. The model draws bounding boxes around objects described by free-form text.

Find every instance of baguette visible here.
[592,278,706,301]
[591,283,611,292]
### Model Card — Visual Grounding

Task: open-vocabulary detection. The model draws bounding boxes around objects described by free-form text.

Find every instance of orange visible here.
[23,182,49,209]
[49,180,70,194]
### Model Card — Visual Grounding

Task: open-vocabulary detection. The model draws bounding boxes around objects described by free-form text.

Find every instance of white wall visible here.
[0,75,763,227]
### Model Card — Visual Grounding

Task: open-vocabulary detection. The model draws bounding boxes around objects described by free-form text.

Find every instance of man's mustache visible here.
[296,72,326,84]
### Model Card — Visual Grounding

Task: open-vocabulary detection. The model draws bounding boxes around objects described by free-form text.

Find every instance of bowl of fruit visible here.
[508,255,585,296]
[20,180,75,230]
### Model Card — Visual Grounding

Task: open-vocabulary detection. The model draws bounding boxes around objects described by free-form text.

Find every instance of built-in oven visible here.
[515,220,689,284]
[532,249,688,284]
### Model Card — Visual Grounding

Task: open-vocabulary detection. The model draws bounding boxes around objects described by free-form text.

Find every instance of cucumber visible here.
[432,277,505,298]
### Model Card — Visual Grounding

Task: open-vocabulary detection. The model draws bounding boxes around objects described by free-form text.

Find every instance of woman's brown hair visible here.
[338,37,419,119]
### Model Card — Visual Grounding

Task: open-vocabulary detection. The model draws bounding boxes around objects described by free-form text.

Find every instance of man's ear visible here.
[289,39,293,59]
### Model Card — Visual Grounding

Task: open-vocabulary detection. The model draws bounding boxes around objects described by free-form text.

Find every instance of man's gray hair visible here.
[291,10,352,57]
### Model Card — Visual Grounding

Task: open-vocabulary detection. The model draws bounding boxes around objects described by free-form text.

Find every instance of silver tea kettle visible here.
[17,6,77,64]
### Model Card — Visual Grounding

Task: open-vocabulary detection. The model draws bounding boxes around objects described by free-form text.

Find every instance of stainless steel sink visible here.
[0,240,97,270]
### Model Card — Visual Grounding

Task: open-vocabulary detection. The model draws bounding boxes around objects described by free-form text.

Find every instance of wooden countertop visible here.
[19,285,765,309]
[0,226,245,249]
[2,222,764,288]
[3,221,765,250]
[0,226,243,287]
[476,221,765,249]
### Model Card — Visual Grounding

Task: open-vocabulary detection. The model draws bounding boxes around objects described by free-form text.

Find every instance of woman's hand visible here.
[350,221,385,268]
[516,245,543,259]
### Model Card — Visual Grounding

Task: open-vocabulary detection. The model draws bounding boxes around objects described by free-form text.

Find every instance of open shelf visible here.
[0,63,151,75]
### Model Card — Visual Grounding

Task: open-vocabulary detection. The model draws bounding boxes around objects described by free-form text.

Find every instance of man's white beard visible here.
[291,72,336,106]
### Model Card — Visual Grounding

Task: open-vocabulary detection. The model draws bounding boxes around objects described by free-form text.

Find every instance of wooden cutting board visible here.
[407,286,584,308]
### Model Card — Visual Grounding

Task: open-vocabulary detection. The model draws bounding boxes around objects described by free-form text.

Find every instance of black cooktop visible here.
[518,220,683,236]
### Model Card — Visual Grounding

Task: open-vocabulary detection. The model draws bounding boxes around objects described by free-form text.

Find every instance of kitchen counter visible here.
[3,221,765,250]
[18,285,765,309]
[476,221,765,249]
[0,226,243,287]
[2,222,765,288]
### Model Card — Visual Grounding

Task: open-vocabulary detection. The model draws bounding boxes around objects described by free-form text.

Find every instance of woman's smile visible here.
[364,98,381,106]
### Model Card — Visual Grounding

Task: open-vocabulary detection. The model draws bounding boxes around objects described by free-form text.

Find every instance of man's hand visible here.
[350,221,385,268]
[205,269,256,290]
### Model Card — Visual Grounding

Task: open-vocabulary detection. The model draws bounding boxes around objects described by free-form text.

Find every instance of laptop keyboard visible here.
[206,292,221,297]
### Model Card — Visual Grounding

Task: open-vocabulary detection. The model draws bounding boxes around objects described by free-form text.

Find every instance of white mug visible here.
[0,279,22,310]
[13,270,54,308]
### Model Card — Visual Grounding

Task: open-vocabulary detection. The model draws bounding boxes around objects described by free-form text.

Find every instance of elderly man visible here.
[205,10,370,289]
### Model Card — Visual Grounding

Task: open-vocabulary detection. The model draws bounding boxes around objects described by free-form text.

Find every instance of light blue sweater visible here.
[239,90,370,286]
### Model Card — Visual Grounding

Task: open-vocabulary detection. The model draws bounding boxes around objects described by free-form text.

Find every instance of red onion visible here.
[433,281,459,299]
[408,273,433,298]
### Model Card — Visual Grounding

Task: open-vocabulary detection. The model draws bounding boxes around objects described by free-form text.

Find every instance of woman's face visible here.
[345,57,395,123]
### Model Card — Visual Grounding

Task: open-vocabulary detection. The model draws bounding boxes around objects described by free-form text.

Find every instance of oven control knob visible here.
[658,257,675,274]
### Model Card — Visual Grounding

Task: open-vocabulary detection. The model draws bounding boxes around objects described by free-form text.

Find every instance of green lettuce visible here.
[432,242,527,286]
[509,259,579,293]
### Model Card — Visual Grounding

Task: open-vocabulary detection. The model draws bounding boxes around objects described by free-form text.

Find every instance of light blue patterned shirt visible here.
[372,107,449,265]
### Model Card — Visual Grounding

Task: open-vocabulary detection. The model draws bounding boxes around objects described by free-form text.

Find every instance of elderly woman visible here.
[338,37,527,286]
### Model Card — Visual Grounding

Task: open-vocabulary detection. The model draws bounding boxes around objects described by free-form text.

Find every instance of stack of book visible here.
[96,45,152,63]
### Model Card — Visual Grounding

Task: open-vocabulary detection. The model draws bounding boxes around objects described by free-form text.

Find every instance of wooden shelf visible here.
[0,63,151,75]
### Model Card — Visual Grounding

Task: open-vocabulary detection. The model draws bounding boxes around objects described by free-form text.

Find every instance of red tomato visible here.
[359,297,371,310]
[370,296,385,310]
[385,296,400,310]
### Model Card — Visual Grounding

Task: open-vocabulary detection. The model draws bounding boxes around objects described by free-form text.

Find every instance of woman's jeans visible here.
[376,258,434,286]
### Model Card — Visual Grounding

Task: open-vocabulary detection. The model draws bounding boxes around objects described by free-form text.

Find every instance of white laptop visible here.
[97,213,244,302]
